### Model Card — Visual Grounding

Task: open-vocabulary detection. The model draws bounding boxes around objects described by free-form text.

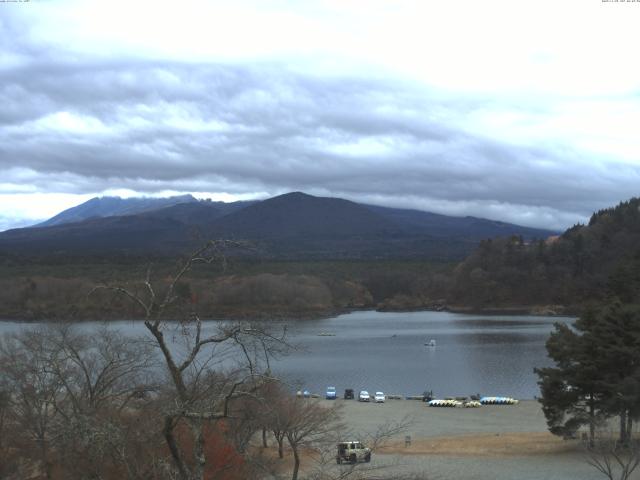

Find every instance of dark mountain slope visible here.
[1,215,193,255]
[143,202,225,225]
[367,205,554,240]
[1,199,257,255]
[36,195,198,227]
[208,192,399,239]
[0,192,557,260]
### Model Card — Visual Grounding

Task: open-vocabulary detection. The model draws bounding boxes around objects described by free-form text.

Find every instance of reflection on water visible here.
[0,310,573,399]
[271,311,573,399]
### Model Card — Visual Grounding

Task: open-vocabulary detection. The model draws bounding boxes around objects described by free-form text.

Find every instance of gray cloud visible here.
[1,10,639,231]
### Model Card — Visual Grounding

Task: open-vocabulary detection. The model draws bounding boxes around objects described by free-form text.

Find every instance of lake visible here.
[0,310,573,399]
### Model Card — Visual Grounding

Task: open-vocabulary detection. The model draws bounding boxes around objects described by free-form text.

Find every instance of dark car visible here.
[344,388,354,399]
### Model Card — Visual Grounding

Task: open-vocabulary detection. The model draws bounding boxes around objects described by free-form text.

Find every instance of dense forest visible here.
[0,257,451,321]
[2,197,639,321]
[451,197,640,312]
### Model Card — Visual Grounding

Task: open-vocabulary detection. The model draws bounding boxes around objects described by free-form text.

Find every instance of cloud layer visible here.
[1,1,640,231]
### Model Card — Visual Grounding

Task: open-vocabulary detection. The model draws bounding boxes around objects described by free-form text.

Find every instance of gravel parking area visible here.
[316,398,639,480]
[321,398,549,438]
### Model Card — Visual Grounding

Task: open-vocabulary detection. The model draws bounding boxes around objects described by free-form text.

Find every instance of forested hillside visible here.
[3,197,639,320]
[450,198,640,312]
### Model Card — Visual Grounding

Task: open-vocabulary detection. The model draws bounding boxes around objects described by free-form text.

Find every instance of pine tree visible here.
[589,302,640,444]
[535,314,605,444]
[536,301,640,445]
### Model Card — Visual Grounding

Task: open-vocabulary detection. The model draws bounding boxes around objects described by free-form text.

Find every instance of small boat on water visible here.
[317,332,336,336]
[424,339,436,347]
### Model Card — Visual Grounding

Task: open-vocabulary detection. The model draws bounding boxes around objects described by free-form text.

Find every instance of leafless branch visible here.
[585,426,640,480]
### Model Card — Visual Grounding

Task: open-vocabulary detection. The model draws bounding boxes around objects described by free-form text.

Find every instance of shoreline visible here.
[0,304,577,323]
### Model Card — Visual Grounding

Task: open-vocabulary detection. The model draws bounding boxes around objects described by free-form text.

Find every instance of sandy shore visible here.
[312,398,638,480]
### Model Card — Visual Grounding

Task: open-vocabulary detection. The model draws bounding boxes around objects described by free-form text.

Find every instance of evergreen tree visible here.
[535,313,604,443]
[590,302,640,444]
[536,301,640,445]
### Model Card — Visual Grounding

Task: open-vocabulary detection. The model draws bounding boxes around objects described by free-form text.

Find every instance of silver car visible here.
[358,390,370,402]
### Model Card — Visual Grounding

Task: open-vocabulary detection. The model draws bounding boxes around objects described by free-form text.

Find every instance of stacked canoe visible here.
[427,399,462,407]
[480,396,519,405]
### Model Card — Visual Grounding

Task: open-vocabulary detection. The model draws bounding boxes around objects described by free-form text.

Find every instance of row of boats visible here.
[427,396,519,407]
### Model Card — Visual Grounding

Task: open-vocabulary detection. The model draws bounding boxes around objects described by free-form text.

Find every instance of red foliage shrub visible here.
[203,421,245,480]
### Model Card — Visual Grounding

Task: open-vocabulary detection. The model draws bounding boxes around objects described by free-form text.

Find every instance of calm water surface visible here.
[273,311,573,399]
[0,311,573,399]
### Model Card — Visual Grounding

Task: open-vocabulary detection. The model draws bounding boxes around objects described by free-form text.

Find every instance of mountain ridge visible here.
[36,194,198,227]
[0,192,558,260]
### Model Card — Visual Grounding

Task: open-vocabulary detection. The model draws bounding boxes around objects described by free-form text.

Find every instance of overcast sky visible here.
[1,0,639,232]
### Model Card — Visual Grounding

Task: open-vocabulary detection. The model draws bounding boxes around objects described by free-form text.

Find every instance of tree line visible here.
[0,261,451,321]
[452,197,640,311]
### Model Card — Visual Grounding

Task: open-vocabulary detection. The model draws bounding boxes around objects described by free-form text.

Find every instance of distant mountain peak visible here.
[2,191,559,260]
[268,191,320,202]
[35,194,198,228]
[278,191,309,198]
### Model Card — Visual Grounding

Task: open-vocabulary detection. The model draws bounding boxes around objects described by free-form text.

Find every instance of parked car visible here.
[374,391,385,403]
[326,386,337,399]
[344,388,354,399]
[303,390,310,398]
[336,441,371,464]
[358,390,370,402]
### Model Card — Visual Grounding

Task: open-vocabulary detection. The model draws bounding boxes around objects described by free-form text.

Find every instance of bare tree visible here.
[0,386,19,479]
[0,388,8,450]
[586,424,640,480]
[282,398,341,480]
[45,324,156,415]
[90,240,289,480]
[302,415,414,480]
[245,381,415,480]
[47,325,159,480]
[0,328,65,479]
[261,381,291,459]
[0,324,161,480]
[364,416,414,452]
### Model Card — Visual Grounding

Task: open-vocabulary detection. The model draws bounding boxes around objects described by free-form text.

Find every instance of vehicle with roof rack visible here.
[336,441,371,464]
